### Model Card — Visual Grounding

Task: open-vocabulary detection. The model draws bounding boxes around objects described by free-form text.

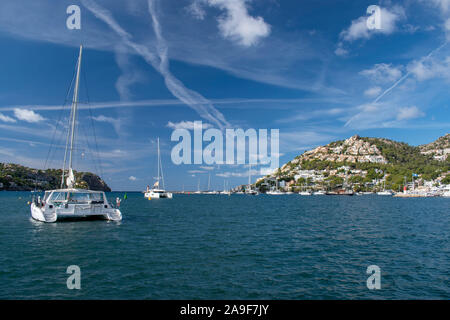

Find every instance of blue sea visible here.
[0,191,448,299]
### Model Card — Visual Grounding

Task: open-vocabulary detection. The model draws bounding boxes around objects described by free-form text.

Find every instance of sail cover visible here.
[66,168,75,188]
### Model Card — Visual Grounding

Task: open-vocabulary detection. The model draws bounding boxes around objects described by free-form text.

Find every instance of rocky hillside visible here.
[0,163,111,192]
[419,133,450,161]
[298,135,387,164]
[256,134,450,192]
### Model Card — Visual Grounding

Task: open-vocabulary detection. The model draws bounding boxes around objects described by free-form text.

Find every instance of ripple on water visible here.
[0,192,449,299]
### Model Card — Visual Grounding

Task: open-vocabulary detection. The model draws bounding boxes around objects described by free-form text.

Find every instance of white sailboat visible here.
[377,180,393,196]
[194,179,202,194]
[204,173,219,194]
[220,180,231,195]
[144,138,173,199]
[245,164,259,195]
[299,184,312,196]
[266,179,283,195]
[30,45,122,222]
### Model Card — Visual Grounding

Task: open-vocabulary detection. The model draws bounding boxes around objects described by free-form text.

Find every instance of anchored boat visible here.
[30,45,122,222]
[144,138,173,199]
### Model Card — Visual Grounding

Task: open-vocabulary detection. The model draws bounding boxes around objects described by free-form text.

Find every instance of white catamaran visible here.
[144,138,173,199]
[30,45,122,222]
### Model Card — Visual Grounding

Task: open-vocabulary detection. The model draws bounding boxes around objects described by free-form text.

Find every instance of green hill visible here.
[0,163,111,192]
[257,134,450,192]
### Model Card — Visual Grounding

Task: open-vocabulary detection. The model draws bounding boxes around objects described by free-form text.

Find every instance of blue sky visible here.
[0,0,449,191]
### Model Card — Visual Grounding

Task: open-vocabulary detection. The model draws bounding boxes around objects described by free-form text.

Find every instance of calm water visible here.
[0,191,448,299]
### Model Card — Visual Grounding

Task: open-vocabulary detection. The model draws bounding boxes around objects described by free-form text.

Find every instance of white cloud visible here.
[191,0,271,47]
[166,120,212,130]
[13,108,45,123]
[128,176,137,181]
[360,63,403,83]
[421,0,450,13]
[345,103,426,129]
[200,166,214,170]
[407,56,450,81]
[396,106,425,121]
[188,170,206,174]
[92,115,122,135]
[0,113,16,123]
[445,18,450,40]
[339,6,405,42]
[114,47,144,101]
[216,169,259,178]
[186,1,206,20]
[334,46,348,57]
[364,86,382,97]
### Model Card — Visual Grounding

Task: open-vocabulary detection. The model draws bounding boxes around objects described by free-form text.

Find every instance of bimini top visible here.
[45,188,105,194]
[44,189,107,203]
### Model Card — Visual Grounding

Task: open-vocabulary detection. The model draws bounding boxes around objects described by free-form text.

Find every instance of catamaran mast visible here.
[61,45,83,188]
[248,164,251,189]
[157,137,160,186]
[69,45,83,172]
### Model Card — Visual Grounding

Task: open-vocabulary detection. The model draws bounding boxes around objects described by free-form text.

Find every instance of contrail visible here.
[81,0,229,129]
[373,41,448,103]
[0,98,336,112]
[345,40,448,127]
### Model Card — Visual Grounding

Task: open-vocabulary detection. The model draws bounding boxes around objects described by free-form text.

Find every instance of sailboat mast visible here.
[157,137,165,189]
[68,45,83,172]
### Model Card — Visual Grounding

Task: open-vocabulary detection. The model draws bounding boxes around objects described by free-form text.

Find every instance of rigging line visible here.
[80,123,100,176]
[159,141,165,190]
[38,56,77,190]
[82,66,105,180]
[43,59,77,171]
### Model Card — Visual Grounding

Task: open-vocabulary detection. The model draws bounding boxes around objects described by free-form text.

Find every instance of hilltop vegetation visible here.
[0,163,111,192]
[257,134,450,192]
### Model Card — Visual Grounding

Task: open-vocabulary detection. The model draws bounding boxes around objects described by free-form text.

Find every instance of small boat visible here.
[144,138,173,199]
[377,180,392,196]
[30,45,121,222]
[245,165,259,195]
[442,191,450,197]
[266,189,284,195]
[327,189,354,196]
[220,181,231,195]
[299,191,312,196]
[313,190,327,196]
[266,179,284,195]
[202,174,219,194]
[194,179,202,194]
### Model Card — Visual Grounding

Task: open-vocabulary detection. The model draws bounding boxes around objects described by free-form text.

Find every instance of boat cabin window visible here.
[89,192,104,203]
[50,192,68,202]
[68,192,104,203]
[43,191,51,201]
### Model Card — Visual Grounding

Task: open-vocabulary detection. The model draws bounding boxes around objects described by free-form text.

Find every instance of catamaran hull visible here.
[31,203,122,223]
[145,192,173,199]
